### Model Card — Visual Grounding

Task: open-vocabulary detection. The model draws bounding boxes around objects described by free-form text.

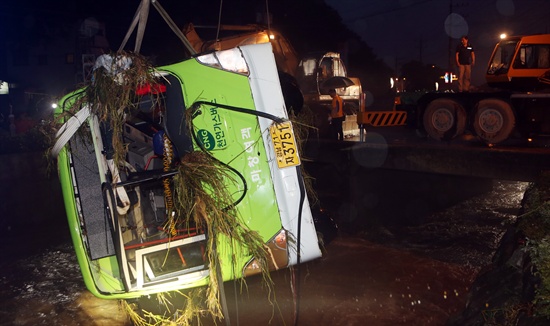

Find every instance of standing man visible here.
[456,35,475,92]
[328,88,345,141]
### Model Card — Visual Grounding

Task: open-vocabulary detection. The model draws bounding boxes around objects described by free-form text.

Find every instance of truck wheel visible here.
[473,99,515,144]
[423,99,466,140]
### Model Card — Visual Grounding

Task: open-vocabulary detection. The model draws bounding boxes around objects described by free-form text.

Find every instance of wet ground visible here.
[0,150,528,325]
[190,176,526,326]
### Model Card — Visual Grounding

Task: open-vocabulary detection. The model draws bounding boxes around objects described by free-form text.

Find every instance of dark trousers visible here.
[331,117,345,140]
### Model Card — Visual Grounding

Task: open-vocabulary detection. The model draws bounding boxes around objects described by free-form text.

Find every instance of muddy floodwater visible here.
[0,152,528,325]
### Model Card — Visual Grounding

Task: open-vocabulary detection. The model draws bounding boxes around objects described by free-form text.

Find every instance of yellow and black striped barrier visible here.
[357,110,407,127]
[357,110,408,142]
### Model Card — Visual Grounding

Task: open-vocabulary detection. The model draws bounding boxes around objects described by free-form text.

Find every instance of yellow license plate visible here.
[269,121,301,168]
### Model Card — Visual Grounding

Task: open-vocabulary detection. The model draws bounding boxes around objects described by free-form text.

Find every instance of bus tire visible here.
[422,98,466,140]
[473,99,515,145]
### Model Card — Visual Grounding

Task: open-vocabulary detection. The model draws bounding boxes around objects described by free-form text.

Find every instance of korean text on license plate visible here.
[269,121,301,169]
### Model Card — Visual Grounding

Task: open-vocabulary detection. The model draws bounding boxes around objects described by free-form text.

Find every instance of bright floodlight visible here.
[0,81,8,95]
[500,33,507,39]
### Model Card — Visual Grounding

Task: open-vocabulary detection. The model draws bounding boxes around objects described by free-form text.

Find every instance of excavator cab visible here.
[297,52,347,96]
[297,52,361,110]
[486,34,550,90]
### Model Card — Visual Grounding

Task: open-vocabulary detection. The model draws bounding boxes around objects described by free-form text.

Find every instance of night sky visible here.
[324,0,550,84]
[2,0,550,86]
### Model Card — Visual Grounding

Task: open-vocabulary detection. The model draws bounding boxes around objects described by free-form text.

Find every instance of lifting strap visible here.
[50,105,91,158]
[51,106,132,215]
[118,0,196,56]
[52,0,199,158]
[118,0,149,53]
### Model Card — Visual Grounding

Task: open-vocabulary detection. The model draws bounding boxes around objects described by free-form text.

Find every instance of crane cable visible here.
[216,0,223,42]
[265,0,271,31]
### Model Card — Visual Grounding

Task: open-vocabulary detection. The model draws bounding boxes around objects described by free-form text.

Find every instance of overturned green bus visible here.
[53,43,322,300]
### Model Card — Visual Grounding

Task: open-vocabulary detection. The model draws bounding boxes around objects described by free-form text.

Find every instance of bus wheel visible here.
[423,99,466,140]
[473,99,515,145]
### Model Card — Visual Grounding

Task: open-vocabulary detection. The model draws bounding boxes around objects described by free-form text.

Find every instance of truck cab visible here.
[486,34,550,90]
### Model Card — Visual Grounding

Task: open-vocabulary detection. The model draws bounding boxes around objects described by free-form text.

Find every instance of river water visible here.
[0,152,528,325]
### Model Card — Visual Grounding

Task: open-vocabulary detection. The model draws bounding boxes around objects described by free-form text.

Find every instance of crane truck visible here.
[391,33,550,145]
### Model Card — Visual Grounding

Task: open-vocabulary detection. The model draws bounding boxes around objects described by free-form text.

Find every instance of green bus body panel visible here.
[160,60,282,238]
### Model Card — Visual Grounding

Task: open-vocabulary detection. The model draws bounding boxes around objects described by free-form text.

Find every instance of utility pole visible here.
[419,38,423,63]
[448,0,453,71]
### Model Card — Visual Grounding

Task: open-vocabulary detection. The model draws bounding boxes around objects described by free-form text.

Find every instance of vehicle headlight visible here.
[243,229,288,277]
[196,48,249,75]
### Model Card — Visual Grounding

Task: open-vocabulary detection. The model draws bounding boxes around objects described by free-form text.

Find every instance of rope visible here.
[162,133,177,237]
[151,0,197,56]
